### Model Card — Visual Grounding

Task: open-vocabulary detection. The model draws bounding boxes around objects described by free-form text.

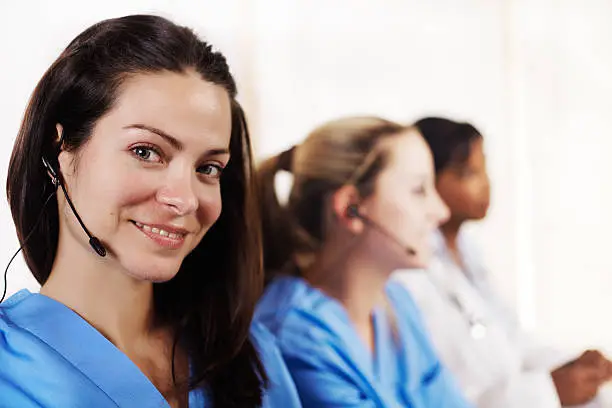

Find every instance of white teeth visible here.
[134,221,183,239]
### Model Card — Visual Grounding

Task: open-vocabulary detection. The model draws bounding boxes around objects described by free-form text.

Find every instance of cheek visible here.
[197,187,223,226]
[97,171,157,213]
[375,197,432,258]
[376,193,416,231]
[380,195,432,240]
[68,158,149,219]
[459,185,487,209]
[440,185,473,212]
[401,202,430,233]
[74,175,161,239]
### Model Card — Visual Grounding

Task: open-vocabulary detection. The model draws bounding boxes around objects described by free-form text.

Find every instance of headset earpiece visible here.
[41,157,60,187]
[346,204,361,219]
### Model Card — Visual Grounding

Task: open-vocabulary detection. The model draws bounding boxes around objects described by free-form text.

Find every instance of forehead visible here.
[379,129,433,176]
[448,137,485,171]
[103,70,232,146]
[466,137,485,162]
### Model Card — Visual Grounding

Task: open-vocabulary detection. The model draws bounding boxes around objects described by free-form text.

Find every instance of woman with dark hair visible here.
[254,117,472,407]
[396,116,612,408]
[0,15,299,407]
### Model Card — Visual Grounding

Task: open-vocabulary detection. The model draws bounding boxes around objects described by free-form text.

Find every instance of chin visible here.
[472,212,488,221]
[405,246,432,270]
[471,204,490,220]
[122,258,183,283]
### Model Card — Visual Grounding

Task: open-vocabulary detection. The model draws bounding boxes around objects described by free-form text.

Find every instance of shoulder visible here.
[1,291,57,384]
[386,280,435,345]
[251,320,294,365]
[386,280,423,318]
[256,276,339,343]
[385,281,439,359]
[0,290,41,356]
[458,227,491,280]
[385,284,471,406]
[250,322,302,408]
[0,291,108,406]
[255,277,358,368]
[392,269,441,314]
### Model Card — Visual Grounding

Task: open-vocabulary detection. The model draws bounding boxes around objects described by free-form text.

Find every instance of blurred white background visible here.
[1,0,611,353]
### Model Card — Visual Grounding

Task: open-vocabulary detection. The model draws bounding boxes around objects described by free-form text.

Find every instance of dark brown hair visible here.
[414,116,482,174]
[6,14,265,407]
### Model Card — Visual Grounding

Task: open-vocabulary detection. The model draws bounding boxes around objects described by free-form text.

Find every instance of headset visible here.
[345,203,416,256]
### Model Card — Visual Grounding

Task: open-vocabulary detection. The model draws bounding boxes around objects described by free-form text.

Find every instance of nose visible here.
[483,174,491,195]
[156,173,199,216]
[431,190,450,225]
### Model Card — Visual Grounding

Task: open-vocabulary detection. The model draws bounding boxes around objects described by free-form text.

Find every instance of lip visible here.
[131,220,189,249]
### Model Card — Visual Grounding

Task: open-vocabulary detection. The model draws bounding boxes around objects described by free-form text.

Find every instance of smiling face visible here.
[56,69,232,282]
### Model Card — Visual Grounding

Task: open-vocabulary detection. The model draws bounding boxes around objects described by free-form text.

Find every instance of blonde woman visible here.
[255,117,472,407]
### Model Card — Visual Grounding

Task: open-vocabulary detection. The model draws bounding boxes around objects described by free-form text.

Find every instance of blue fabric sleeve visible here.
[387,282,474,408]
[0,310,113,408]
[251,322,303,408]
[282,346,378,408]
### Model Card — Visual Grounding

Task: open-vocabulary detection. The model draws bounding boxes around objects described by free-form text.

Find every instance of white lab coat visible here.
[394,229,605,408]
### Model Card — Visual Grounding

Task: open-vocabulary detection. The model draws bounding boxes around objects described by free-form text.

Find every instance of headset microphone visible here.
[42,157,107,257]
[346,204,416,256]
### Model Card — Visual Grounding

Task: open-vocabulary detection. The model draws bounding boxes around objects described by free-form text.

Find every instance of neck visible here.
[440,218,464,251]
[305,238,389,326]
[41,237,157,352]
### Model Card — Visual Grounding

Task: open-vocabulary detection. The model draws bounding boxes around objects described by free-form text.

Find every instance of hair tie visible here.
[277,146,296,172]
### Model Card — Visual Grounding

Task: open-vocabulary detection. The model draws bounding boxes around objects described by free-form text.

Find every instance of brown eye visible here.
[197,164,224,179]
[131,146,162,163]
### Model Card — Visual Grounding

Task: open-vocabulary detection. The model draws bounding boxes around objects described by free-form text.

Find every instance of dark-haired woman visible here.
[0,15,299,408]
[397,116,612,408]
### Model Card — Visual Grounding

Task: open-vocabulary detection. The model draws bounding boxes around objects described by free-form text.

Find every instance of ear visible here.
[330,185,364,234]
[42,124,66,185]
[55,123,73,178]
[55,123,63,145]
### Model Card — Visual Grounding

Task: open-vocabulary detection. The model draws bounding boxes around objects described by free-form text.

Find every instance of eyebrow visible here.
[124,124,230,156]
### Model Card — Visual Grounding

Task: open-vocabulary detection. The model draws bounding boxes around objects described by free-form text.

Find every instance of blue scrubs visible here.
[252,321,302,407]
[255,276,473,408]
[0,289,301,407]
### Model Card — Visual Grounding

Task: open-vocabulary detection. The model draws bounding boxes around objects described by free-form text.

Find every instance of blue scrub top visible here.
[255,276,473,408]
[0,289,301,407]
